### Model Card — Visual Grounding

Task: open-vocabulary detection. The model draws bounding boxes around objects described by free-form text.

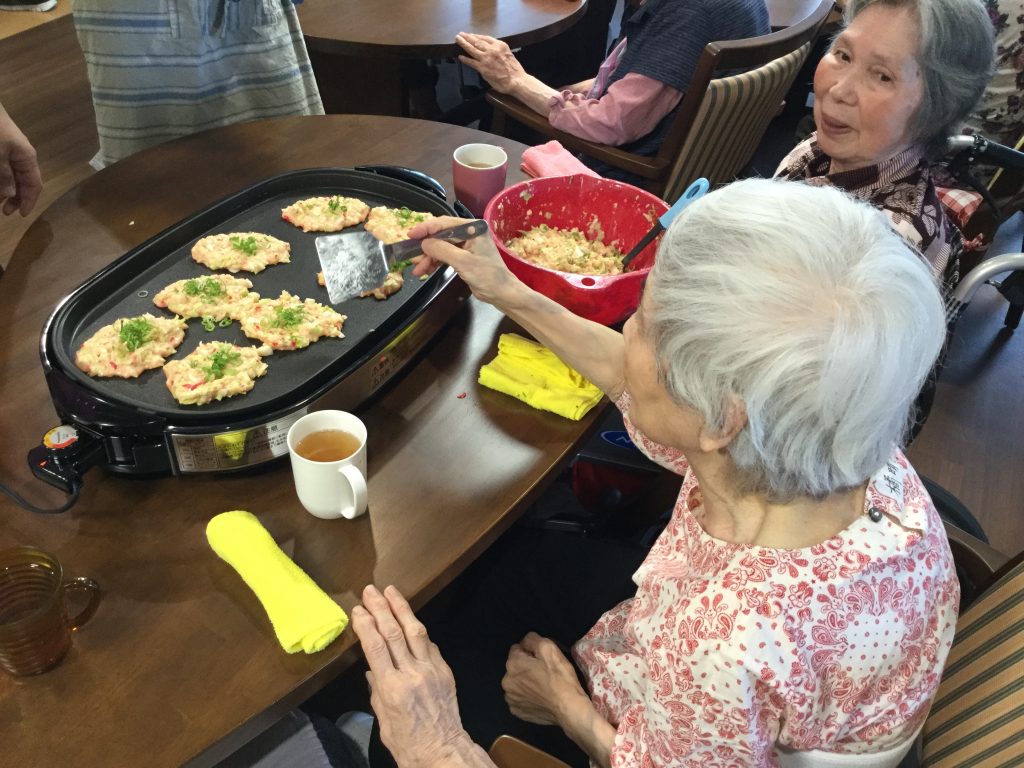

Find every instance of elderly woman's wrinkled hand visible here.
[502,632,592,727]
[0,104,42,217]
[408,216,522,308]
[455,33,527,94]
[351,585,476,768]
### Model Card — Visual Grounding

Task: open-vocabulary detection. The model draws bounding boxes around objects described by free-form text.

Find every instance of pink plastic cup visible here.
[452,143,509,218]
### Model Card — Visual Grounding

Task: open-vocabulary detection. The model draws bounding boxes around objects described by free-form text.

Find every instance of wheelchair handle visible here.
[947,134,1024,171]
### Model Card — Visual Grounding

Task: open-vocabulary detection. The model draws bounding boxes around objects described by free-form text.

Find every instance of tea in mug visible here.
[295,429,361,462]
[464,161,495,169]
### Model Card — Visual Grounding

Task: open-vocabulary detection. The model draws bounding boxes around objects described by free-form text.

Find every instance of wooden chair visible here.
[488,520,1018,768]
[489,734,570,768]
[486,0,833,200]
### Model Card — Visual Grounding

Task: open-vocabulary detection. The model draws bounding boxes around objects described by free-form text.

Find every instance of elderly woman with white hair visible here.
[776,0,995,294]
[350,179,958,768]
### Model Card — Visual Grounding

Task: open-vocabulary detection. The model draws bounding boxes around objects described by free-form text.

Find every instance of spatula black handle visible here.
[621,225,662,269]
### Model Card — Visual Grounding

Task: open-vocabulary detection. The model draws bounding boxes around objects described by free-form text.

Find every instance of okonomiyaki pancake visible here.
[281,195,370,232]
[152,275,257,320]
[163,342,269,406]
[316,267,405,300]
[363,206,435,244]
[239,291,346,351]
[360,270,404,300]
[191,232,291,273]
[75,314,187,378]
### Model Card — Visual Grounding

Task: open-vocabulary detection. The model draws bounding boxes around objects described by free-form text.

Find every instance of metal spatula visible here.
[316,219,488,304]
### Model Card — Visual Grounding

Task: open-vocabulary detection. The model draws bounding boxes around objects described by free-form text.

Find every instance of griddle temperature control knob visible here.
[28,425,98,494]
[44,425,81,456]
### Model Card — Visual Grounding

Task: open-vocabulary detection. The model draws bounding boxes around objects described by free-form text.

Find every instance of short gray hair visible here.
[843,0,994,157]
[645,178,946,501]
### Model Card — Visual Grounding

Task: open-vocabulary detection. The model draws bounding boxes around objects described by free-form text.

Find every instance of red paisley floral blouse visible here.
[572,393,959,767]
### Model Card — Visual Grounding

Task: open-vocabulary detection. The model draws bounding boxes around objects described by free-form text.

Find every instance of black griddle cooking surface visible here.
[47,168,458,422]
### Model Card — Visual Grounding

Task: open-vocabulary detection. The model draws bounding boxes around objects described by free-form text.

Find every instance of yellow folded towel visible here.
[206,510,349,654]
[478,333,603,421]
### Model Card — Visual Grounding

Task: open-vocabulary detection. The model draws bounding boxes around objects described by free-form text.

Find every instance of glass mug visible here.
[0,546,101,677]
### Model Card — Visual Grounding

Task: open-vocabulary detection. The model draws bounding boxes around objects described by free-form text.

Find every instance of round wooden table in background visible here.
[0,115,602,768]
[298,0,586,58]
[297,0,587,116]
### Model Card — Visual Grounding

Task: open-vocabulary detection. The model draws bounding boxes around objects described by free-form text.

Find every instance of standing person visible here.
[775,0,995,295]
[0,99,41,218]
[71,0,324,169]
[455,0,769,163]
[352,179,957,767]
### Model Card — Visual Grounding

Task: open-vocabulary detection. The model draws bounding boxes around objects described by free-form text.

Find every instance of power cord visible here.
[0,478,82,514]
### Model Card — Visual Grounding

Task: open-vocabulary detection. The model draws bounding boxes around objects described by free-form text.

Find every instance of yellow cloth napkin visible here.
[206,510,349,654]
[478,333,603,420]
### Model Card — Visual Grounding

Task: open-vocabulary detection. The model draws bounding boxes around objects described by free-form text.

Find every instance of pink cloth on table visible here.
[548,72,683,146]
[520,141,600,178]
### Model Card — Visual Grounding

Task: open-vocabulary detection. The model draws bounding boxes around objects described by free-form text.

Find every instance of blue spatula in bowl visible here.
[621,178,710,270]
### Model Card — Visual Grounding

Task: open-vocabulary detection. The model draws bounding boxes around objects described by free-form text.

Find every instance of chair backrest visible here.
[662,42,810,199]
[488,735,571,768]
[653,0,833,198]
[920,552,1024,767]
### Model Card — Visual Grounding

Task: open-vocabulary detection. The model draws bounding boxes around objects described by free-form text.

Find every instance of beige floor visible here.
[0,0,70,41]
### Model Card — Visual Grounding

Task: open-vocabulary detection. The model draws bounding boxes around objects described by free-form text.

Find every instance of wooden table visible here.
[0,115,601,767]
[297,0,586,115]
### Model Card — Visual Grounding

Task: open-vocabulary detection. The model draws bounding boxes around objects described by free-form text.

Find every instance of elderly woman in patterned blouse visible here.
[350,179,958,768]
[775,0,995,295]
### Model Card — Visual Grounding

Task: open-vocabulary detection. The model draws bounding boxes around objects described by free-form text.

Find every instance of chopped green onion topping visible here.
[118,316,154,351]
[391,258,413,273]
[218,317,233,327]
[270,305,305,328]
[395,206,425,227]
[229,235,260,256]
[327,196,347,214]
[184,277,225,301]
[201,316,216,331]
[201,344,242,381]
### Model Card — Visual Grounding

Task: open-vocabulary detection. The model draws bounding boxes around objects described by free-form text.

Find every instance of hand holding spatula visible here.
[317,219,488,304]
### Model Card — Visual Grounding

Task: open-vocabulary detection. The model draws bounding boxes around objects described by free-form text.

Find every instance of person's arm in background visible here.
[0,100,42,217]
[456,32,559,115]
[548,73,682,145]
[562,78,596,94]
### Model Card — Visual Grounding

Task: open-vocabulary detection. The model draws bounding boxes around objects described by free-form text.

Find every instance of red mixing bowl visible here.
[483,174,669,326]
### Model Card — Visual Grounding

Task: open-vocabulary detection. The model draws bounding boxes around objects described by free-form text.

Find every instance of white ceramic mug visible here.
[286,410,368,520]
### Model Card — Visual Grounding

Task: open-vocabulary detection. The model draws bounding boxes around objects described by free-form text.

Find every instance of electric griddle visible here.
[29,166,470,492]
